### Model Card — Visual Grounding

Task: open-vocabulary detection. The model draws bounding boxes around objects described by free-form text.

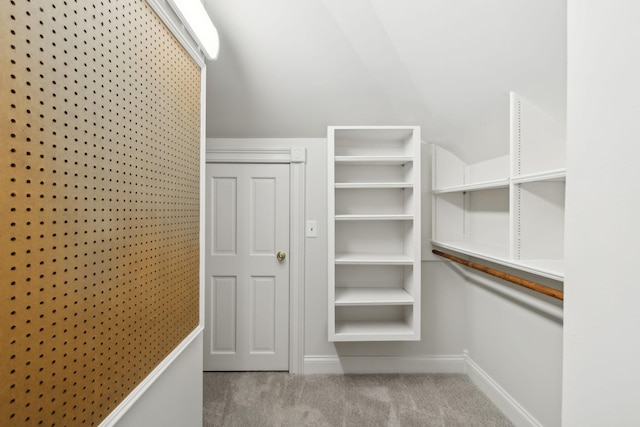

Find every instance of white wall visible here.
[461,267,563,427]
[105,332,203,427]
[204,0,566,165]
[563,2,640,426]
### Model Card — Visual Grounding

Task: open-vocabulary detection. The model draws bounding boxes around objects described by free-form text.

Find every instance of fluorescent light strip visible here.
[167,0,220,60]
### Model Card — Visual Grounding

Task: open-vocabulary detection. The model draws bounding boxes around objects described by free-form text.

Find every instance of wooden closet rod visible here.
[432,250,564,301]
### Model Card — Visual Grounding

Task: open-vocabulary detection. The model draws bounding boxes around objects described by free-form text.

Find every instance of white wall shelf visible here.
[334,253,414,265]
[431,240,511,262]
[335,214,414,221]
[432,178,510,194]
[511,169,566,184]
[335,182,414,189]
[334,319,415,341]
[432,92,566,282]
[430,240,564,281]
[329,126,421,342]
[334,287,414,306]
[335,156,414,166]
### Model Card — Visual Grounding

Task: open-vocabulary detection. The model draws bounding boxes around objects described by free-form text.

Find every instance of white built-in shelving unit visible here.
[328,126,421,341]
[431,92,566,282]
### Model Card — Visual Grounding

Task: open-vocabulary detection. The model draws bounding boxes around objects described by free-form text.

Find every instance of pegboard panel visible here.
[0,1,201,425]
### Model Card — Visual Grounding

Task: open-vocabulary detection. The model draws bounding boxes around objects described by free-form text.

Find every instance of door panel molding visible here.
[206,144,306,374]
[210,276,237,354]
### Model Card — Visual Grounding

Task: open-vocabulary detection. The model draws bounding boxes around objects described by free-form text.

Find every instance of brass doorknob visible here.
[276,251,286,262]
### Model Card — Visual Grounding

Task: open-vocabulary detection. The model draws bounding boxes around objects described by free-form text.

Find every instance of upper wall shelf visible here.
[335,214,414,221]
[511,169,566,184]
[431,93,566,282]
[334,287,414,306]
[334,156,414,166]
[335,182,414,189]
[334,253,415,265]
[432,178,510,194]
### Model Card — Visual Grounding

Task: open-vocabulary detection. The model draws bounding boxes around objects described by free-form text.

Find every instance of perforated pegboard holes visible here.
[1,0,200,425]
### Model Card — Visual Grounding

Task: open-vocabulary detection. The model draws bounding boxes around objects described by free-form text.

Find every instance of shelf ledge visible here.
[334,253,414,265]
[336,182,413,189]
[335,214,413,221]
[335,156,414,166]
[433,178,509,194]
[511,169,566,184]
[332,320,417,342]
[334,287,414,306]
[430,240,564,281]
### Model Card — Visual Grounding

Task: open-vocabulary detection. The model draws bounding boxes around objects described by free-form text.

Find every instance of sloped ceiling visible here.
[203,0,566,163]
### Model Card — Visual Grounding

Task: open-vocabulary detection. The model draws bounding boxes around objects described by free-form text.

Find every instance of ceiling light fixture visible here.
[167,0,220,60]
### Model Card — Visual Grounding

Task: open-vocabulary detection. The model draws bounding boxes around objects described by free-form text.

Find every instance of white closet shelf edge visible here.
[511,169,567,184]
[334,253,415,265]
[335,182,413,189]
[334,156,414,166]
[335,214,413,221]
[433,178,509,194]
[334,287,414,306]
[431,240,564,281]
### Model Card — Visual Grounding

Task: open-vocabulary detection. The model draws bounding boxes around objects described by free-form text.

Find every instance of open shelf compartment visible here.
[333,305,418,341]
[332,127,417,157]
[334,264,417,305]
[335,162,415,185]
[335,220,415,261]
[432,188,510,259]
[335,187,414,217]
[512,179,565,278]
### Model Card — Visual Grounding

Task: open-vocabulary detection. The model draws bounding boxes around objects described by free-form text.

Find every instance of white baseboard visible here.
[464,352,542,427]
[303,354,465,375]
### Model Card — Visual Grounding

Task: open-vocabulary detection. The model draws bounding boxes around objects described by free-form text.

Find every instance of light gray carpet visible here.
[203,372,513,426]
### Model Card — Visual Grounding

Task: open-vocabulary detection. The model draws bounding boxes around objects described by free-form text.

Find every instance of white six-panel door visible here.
[204,163,290,371]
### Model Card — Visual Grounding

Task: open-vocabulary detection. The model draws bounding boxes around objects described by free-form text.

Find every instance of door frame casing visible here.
[205,144,306,374]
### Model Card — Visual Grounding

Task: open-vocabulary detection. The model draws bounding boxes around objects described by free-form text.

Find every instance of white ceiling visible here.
[203,0,566,163]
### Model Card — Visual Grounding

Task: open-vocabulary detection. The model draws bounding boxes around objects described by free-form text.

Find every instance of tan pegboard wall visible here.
[0,0,201,425]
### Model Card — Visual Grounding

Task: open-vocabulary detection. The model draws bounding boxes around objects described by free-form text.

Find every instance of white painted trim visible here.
[205,144,306,374]
[206,147,306,164]
[464,352,542,427]
[99,327,204,427]
[146,0,206,67]
[289,161,306,374]
[303,355,466,375]
[199,67,207,330]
